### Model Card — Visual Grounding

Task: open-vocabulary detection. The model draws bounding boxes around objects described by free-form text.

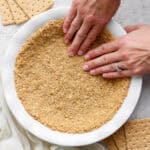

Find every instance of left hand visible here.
[83,24,150,78]
[63,0,120,56]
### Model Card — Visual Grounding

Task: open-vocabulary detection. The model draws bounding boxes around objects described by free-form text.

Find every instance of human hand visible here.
[63,0,120,56]
[83,25,150,78]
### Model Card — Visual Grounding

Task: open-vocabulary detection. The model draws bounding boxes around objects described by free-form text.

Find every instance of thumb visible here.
[124,24,145,33]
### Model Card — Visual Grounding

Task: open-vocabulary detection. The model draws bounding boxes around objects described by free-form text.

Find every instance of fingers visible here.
[102,70,131,78]
[78,25,102,55]
[90,62,127,76]
[90,63,116,75]
[84,41,120,61]
[65,14,82,44]
[63,4,77,33]
[124,24,144,33]
[68,18,92,56]
[83,52,121,71]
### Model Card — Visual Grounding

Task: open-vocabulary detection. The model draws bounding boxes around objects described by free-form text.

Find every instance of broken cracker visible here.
[0,0,14,25]
[112,127,127,150]
[125,119,150,150]
[15,0,53,18]
[6,0,28,24]
[103,136,118,150]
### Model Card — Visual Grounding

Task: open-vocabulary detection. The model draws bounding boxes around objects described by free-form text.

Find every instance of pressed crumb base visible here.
[15,19,130,133]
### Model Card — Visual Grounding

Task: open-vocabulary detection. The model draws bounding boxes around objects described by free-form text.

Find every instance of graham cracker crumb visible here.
[15,19,130,133]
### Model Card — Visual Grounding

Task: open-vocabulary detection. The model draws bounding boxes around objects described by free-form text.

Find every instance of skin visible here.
[63,0,121,56]
[83,25,150,78]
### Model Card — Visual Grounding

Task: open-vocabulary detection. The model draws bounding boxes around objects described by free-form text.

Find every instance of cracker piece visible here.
[15,0,53,18]
[0,0,14,25]
[112,127,127,150]
[125,119,150,150]
[6,0,28,24]
[103,136,118,150]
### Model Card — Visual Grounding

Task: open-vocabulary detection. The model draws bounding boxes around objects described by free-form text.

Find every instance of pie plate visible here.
[1,7,143,147]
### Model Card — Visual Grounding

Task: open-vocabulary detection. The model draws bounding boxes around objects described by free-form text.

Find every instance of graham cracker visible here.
[0,0,14,25]
[15,0,53,18]
[6,0,28,24]
[103,136,118,150]
[124,119,150,150]
[112,127,127,150]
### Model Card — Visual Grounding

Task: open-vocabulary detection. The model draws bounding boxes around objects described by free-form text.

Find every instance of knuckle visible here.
[86,15,95,23]
[94,68,99,73]
[77,32,85,39]
[86,53,92,59]
[120,38,132,48]
[78,9,86,16]
[119,37,129,47]
[89,50,98,57]
[70,44,78,52]
[64,20,69,26]
[120,51,129,60]
[89,61,97,68]
[71,22,79,29]
[80,45,89,52]
[133,68,141,75]
[80,42,90,52]
[73,0,79,6]
[66,32,72,39]
[86,34,92,40]
[127,59,134,65]
[101,44,108,51]
[83,40,90,47]
[87,35,96,41]
[102,55,108,64]
[124,61,131,68]
[110,64,115,70]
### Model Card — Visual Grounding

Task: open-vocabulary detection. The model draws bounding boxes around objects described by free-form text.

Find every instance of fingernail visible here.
[102,74,107,78]
[68,51,74,56]
[78,50,83,56]
[64,38,69,44]
[90,70,96,75]
[64,28,67,33]
[84,55,89,60]
[83,64,89,71]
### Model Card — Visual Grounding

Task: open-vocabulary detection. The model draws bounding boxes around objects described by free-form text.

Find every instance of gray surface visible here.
[115,0,150,26]
[131,75,150,119]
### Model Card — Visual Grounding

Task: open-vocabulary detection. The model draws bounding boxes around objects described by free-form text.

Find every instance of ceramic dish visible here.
[1,7,142,147]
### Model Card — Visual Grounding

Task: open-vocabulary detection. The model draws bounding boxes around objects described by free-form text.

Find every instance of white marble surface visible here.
[0,0,150,149]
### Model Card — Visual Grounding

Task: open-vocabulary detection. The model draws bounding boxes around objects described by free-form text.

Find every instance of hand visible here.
[63,0,120,56]
[83,25,150,78]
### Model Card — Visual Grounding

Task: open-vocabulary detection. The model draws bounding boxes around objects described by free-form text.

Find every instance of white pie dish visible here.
[1,7,142,147]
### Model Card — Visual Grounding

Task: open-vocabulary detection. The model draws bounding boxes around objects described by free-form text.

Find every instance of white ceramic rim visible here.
[1,7,143,147]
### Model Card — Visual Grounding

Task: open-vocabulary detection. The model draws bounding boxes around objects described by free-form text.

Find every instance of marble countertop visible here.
[0,0,150,149]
